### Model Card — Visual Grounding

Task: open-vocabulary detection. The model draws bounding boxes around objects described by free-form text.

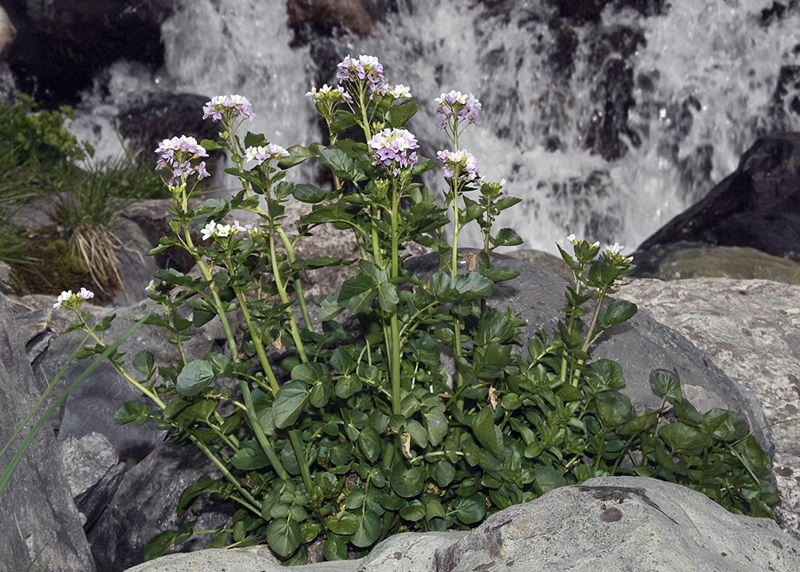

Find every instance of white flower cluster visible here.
[387,84,412,99]
[201,220,245,241]
[53,288,94,309]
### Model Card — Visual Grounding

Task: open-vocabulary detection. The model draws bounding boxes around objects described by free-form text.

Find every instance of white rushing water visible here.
[71,0,800,255]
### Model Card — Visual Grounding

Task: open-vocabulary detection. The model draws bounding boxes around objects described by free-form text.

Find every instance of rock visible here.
[126,476,800,572]
[505,248,572,280]
[60,432,119,498]
[287,0,391,42]
[635,132,800,265]
[0,295,96,572]
[87,441,234,572]
[634,244,800,284]
[117,92,221,164]
[616,277,800,539]
[435,476,800,572]
[7,0,175,104]
[0,5,16,57]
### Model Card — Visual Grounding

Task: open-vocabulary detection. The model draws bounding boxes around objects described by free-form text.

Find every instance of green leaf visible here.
[301,521,322,544]
[331,348,355,375]
[702,409,750,443]
[391,464,425,498]
[429,271,493,302]
[736,434,771,474]
[266,518,302,558]
[490,227,523,248]
[317,144,366,182]
[358,426,382,463]
[424,408,448,447]
[291,361,328,384]
[339,259,398,314]
[279,144,313,169]
[206,352,232,377]
[399,500,426,522]
[114,401,152,426]
[291,183,331,203]
[326,510,359,535]
[471,407,503,456]
[432,461,456,488]
[534,465,567,494]
[407,331,440,367]
[601,299,637,326]
[478,265,519,283]
[143,530,176,561]
[650,369,683,401]
[310,380,332,408]
[323,535,349,561]
[475,309,518,346]
[335,375,363,399]
[231,441,269,470]
[352,510,381,548]
[586,359,626,391]
[291,256,344,271]
[450,493,486,524]
[594,391,633,429]
[133,351,155,375]
[406,419,428,448]
[658,423,712,456]
[387,102,418,128]
[273,380,310,429]
[176,360,215,396]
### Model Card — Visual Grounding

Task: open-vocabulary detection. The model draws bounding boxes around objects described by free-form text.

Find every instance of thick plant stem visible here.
[233,288,281,393]
[267,222,308,362]
[239,379,290,481]
[570,291,606,388]
[389,180,402,416]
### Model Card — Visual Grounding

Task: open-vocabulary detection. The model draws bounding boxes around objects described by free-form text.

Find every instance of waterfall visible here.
[69,0,800,255]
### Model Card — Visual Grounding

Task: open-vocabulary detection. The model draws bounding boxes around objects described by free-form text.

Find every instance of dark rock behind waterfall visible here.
[633,132,800,273]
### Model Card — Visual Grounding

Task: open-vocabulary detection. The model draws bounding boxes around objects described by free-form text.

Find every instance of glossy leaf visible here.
[273,380,310,429]
[176,360,215,396]
[266,518,301,558]
[650,369,683,401]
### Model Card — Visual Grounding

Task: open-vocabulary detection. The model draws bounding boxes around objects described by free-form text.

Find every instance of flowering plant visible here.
[50,57,778,565]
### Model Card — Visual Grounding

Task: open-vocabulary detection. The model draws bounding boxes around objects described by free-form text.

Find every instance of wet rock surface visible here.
[635,133,800,266]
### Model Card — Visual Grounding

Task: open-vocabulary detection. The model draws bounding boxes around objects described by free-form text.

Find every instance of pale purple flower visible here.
[336,54,385,94]
[202,94,255,122]
[244,144,289,166]
[155,136,210,186]
[435,90,481,130]
[437,149,480,182]
[368,128,419,176]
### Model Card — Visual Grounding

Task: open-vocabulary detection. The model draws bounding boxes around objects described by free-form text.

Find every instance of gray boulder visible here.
[0,295,96,572]
[616,277,800,539]
[124,476,800,572]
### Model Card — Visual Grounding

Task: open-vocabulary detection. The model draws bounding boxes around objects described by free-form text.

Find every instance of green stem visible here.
[187,431,261,516]
[239,379,289,480]
[233,287,280,393]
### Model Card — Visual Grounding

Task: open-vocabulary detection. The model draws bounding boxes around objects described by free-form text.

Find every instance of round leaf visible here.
[266,518,301,558]
[176,360,215,396]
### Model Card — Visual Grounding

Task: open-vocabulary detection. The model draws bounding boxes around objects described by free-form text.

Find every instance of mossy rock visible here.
[658,246,800,284]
